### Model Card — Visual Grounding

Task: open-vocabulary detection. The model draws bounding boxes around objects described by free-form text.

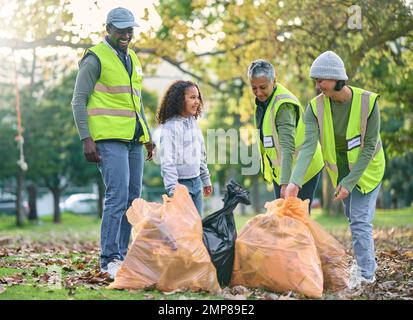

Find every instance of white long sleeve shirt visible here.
[159,115,211,194]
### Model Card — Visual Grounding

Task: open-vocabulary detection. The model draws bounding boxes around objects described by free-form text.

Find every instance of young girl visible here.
[156,80,212,216]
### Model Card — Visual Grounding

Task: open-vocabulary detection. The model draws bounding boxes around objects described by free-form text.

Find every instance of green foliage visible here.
[0,0,412,211]
[383,153,413,208]
[0,110,18,181]
[26,71,78,189]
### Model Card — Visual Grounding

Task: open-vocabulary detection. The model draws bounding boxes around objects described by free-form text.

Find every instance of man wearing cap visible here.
[72,7,155,279]
[285,51,385,289]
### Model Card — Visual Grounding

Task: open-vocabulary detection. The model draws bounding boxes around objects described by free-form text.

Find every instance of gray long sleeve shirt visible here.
[290,100,380,192]
[159,116,211,195]
[71,38,151,141]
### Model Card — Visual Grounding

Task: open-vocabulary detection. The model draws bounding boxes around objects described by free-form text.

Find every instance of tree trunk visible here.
[253,176,260,214]
[27,183,38,221]
[16,169,25,226]
[97,177,104,219]
[240,203,246,216]
[322,169,331,215]
[322,169,342,215]
[51,187,61,224]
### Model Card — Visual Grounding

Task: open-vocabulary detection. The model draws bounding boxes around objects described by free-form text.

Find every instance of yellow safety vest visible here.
[86,42,150,143]
[310,86,385,194]
[254,83,324,184]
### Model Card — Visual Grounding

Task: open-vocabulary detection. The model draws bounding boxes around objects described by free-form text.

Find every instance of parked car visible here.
[0,193,29,216]
[59,193,98,215]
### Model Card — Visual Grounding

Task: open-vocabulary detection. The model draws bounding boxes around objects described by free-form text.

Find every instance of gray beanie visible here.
[309,51,348,80]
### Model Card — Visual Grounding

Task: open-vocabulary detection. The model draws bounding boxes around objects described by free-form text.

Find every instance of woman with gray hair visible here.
[285,51,385,289]
[248,59,324,209]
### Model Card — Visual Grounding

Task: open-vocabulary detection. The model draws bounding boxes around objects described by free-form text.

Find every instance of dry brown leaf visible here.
[0,284,6,294]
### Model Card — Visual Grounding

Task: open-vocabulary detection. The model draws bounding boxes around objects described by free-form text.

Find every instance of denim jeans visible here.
[96,140,144,269]
[273,170,321,213]
[177,176,203,217]
[343,183,381,280]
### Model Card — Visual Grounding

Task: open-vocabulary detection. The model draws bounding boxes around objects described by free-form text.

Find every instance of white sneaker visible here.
[101,259,123,280]
[348,262,376,289]
[360,275,376,285]
[348,263,362,289]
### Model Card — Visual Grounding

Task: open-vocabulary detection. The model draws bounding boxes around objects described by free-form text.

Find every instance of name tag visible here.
[347,136,361,150]
[135,67,144,76]
[263,136,274,148]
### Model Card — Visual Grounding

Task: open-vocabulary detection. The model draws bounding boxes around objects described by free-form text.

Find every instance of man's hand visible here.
[82,137,100,163]
[280,184,287,199]
[144,141,155,161]
[203,185,213,197]
[285,183,300,198]
[334,185,350,201]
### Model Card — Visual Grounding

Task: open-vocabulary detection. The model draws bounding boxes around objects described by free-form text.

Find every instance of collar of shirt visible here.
[103,36,129,59]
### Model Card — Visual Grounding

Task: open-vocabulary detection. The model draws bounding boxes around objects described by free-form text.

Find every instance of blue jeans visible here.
[96,141,144,269]
[343,183,381,280]
[177,176,203,217]
[273,170,321,213]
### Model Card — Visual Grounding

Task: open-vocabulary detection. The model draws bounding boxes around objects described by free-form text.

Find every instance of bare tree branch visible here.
[0,36,227,90]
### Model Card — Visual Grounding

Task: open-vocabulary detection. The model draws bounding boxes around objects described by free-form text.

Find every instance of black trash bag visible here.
[202,180,251,287]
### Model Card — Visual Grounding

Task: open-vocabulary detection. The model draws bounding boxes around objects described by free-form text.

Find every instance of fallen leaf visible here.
[0,284,6,294]
[144,293,155,300]
[402,251,413,259]
[0,237,13,246]
[262,293,278,300]
[230,285,252,297]
[378,281,397,291]
[222,293,247,300]
[278,296,297,300]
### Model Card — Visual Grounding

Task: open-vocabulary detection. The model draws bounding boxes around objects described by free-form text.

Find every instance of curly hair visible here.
[156,80,203,124]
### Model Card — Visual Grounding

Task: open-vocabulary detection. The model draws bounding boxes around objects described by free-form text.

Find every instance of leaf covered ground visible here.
[0,212,412,300]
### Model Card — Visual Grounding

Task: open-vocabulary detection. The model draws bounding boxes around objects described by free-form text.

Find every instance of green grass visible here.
[1,284,217,300]
[0,212,101,241]
[0,207,412,300]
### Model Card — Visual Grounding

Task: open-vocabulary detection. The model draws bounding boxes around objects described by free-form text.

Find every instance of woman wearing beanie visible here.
[248,59,324,209]
[285,51,385,289]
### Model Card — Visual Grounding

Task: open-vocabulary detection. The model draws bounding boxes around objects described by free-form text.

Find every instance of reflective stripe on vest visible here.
[94,83,142,97]
[268,93,300,166]
[311,86,385,193]
[88,109,136,117]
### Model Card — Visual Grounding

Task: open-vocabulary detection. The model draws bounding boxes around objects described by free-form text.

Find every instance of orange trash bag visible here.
[109,184,221,293]
[230,201,323,298]
[266,197,349,292]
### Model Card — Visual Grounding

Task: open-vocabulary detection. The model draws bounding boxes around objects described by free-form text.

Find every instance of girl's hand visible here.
[203,185,213,197]
[144,142,155,161]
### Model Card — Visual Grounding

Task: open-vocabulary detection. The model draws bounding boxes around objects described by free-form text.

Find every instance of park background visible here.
[0,0,412,300]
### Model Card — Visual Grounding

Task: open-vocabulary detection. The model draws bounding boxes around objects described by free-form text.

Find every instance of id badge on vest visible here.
[263,136,275,148]
[347,135,361,150]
